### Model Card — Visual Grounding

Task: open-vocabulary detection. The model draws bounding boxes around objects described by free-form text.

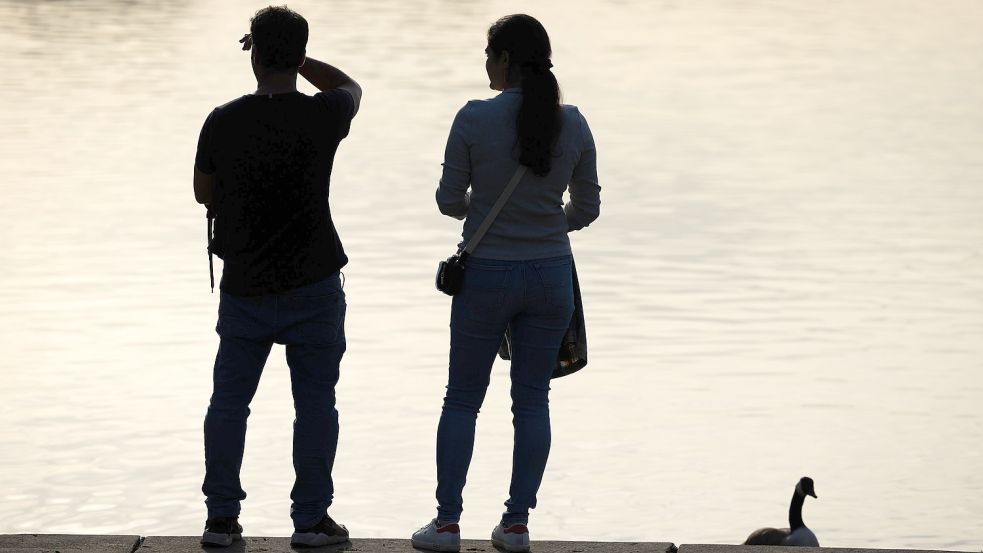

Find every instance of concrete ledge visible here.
[679,546,961,553]
[0,534,141,553]
[137,537,676,553]
[3,537,973,553]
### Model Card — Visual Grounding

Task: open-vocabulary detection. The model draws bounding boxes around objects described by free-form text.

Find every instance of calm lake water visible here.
[1,0,982,549]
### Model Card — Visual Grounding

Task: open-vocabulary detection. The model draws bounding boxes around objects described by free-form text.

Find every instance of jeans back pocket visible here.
[458,264,512,322]
[533,257,573,309]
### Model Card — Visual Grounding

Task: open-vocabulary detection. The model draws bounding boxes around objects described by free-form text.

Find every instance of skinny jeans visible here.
[436,255,574,525]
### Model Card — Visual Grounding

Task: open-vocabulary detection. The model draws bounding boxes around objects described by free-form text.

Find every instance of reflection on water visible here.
[1,0,982,549]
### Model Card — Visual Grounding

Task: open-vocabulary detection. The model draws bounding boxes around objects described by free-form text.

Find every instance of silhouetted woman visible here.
[412,14,600,553]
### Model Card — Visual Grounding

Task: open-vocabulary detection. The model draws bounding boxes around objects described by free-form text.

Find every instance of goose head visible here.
[795,476,817,499]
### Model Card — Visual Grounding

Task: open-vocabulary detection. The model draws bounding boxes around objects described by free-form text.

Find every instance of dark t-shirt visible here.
[195,89,355,296]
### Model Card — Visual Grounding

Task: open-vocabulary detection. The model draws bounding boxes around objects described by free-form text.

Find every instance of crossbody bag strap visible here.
[206,206,216,293]
[462,165,528,255]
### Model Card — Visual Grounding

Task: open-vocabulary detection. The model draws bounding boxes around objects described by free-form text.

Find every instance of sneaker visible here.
[200,517,243,547]
[491,522,530,553]
[290,514,350,547]
[411,518,461,552]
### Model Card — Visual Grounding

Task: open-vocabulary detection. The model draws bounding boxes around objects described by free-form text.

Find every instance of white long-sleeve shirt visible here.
[436,88,600,260]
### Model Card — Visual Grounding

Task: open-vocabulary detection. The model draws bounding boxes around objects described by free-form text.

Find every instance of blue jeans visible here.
[202,272,346,529]
[435,255,575,526]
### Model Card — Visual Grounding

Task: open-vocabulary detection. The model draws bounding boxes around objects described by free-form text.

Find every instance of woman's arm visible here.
[436,105,472,220]
[565,108,601,231]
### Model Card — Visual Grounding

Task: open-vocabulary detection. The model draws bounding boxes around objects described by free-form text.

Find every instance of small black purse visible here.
[435,252,468,296]
[435,166,527,296]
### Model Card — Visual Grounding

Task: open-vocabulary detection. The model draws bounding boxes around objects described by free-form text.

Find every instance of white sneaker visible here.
[411,518,461,552]
[491,522,530,552]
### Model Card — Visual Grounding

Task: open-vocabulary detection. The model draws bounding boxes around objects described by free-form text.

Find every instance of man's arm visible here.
[194,167,215,205]
[299,57,362,116]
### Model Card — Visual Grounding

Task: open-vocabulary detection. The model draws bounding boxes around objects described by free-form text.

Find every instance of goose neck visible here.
[788,490,806,530]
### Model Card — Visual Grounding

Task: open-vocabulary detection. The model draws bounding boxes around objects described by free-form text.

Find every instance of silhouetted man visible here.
[193,5,361,548]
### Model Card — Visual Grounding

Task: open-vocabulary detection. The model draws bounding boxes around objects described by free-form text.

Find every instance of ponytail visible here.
[488,14,562,176]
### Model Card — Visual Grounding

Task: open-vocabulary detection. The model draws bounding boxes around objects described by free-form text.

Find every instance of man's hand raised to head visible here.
[299,58,362,116]
[239,30,361,115]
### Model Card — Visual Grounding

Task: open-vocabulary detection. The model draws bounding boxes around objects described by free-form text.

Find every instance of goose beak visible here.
[808,491,817,498]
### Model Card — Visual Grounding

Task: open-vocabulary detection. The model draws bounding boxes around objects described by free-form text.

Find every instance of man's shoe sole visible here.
[410,537,461,552]
[290,532,350,547]
[200,532,241,547]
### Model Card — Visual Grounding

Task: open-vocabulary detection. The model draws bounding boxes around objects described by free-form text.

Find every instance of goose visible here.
[743,476,820,546]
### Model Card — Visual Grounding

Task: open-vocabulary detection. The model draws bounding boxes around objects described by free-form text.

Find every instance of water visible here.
[1,0,982,549]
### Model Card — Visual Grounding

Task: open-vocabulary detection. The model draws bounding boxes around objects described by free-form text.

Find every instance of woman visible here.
[412,14,600,553]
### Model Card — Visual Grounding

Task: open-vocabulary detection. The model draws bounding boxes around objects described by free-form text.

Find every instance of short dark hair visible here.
[250,5,308,71]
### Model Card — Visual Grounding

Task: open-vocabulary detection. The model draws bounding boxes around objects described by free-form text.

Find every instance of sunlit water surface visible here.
[1,0,982,549]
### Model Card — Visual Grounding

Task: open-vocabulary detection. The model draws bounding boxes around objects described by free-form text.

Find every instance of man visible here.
[193,5,362,548]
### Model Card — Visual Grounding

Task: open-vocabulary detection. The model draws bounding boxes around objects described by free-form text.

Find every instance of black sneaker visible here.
[201,517,243,547]
[290,514,350,547]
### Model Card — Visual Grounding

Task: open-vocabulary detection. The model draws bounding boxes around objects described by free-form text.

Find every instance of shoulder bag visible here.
[435,165,527,295]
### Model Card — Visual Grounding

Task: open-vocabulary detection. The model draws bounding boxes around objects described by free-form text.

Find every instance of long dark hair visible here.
[488,14,561,176]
